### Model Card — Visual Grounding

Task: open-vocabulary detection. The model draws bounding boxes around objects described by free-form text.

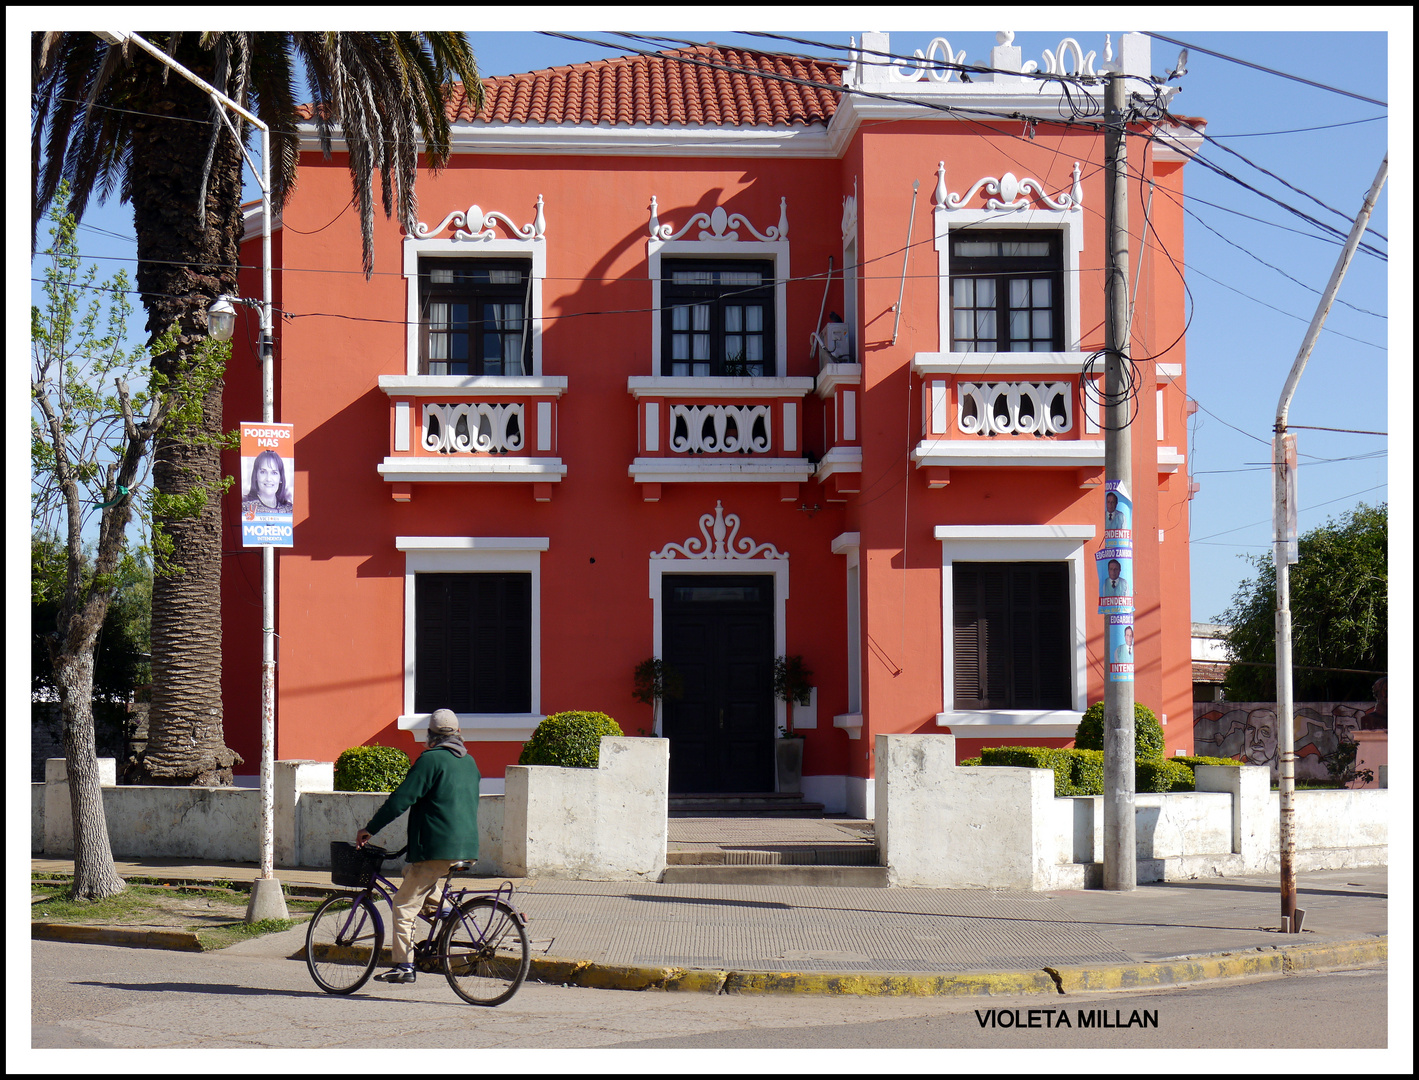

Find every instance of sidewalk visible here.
[32,850,1387,996]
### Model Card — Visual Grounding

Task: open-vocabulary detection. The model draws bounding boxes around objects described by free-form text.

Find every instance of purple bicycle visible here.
[305,841,530,1005]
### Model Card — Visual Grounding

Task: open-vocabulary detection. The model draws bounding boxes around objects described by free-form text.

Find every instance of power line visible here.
[1191,484,1387,542]
[1142,32,1387,108]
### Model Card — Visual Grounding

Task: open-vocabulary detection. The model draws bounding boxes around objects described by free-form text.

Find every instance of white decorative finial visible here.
[933,162,947,209]
[533,194,545,238]
[1104,34,1113,64]
[777,196,789,240]
[997,30,1014,46]
[648,195,660,238]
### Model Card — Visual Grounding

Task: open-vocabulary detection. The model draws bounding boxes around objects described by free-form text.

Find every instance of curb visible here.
[41,922,1387,997]
[32,922,204,952]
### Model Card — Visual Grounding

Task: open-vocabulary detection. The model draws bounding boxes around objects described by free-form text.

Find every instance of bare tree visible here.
[32,189,227,899]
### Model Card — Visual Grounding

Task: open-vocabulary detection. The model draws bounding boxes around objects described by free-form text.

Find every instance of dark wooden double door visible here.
[662,574,775,794]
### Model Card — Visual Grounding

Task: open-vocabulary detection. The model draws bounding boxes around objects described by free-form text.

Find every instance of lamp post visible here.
[97,31,286,922]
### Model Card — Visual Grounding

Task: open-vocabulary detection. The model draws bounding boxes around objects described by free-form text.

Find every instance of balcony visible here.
[813,361,863,500]
[911,363,1105,489]
[627,376,815,501]
[377,376,568,501]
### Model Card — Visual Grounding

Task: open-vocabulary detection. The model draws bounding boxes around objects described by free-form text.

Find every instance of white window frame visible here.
[932,204,1085,360]
[831,531,863,739]
[403,236,546,377]
[396,536,548,742]
[648,238,789,377]
[934,524,1096,738]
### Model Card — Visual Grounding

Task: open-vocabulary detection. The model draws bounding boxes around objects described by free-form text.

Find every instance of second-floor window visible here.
[662,259,774,377]
[419,259,532,376]
[950,231,1063,352]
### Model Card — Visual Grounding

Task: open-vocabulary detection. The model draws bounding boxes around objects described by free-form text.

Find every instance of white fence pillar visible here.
[275,760,334,868]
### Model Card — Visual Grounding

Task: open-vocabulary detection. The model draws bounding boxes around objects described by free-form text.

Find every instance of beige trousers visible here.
[388,859,455,965]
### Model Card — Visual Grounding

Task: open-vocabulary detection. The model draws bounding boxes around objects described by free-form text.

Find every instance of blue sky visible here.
[18,19,1405,626]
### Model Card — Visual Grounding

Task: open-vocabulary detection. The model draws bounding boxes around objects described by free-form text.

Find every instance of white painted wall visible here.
[502,737,668,880]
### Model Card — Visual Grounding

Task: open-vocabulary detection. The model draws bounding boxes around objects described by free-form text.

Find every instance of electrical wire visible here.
[1142,32,1387,108]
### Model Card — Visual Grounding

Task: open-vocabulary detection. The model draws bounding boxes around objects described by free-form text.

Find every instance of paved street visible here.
[25,938,1390,1067]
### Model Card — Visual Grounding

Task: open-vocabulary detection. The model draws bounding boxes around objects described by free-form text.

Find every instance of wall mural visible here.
[1191,700,1382,782]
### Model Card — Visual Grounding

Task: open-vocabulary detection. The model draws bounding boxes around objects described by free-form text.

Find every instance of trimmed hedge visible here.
[1136,758,1196,793]
[1070,748,1105,794]
[334,745,412,792]
[980,745,1075,796]
[1073,701,1165,761]
[1173,755,1243,776]
[517,710,624,768]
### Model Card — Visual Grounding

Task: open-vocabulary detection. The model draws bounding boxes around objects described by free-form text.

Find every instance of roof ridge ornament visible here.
[650,196,788,242]
[413,194,546,240]
[936,160,1083,212]
[651,500,788,560]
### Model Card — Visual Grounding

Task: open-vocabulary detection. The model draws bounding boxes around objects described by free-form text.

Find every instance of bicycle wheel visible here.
[439,897,530,1006]
[306,893,382,994]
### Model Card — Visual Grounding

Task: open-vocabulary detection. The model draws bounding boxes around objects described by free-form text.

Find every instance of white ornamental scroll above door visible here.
[651,501,788,560]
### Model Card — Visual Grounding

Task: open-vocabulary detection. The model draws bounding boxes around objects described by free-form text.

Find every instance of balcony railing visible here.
[627,376,815,499]
[377,375,567,500]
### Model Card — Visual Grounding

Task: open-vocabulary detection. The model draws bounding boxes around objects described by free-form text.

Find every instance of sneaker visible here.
[374,966,416,984]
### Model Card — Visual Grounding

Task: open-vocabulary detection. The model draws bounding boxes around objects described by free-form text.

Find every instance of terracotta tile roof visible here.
[446,44,842,127]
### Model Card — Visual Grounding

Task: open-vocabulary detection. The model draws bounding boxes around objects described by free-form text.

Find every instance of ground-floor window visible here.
[414,573,531,714]
[952,562,1071,710]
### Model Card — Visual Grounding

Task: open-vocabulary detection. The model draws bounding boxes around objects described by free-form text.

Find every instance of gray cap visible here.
[428,709,461,734]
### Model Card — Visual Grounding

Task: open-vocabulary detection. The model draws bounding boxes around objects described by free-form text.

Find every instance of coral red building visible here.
[223,32,1201,815]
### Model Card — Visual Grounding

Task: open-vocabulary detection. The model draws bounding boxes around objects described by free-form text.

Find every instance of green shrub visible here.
[981,746,1075,796]
[334,745,412,792]
[1173,755,1243,777]
[1073,701,1165,761]
[959,757,982,768]
[1136,758,1196,793]
[518,711,624,768]
[1069,749,1105,795]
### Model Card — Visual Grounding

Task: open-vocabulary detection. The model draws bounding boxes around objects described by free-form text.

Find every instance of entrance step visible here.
[669,792,826,817]
[660,864,890,887]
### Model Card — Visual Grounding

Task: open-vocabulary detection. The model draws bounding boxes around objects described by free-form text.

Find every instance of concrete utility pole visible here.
[1272,153,1388,933]
[1101,72,1136,892]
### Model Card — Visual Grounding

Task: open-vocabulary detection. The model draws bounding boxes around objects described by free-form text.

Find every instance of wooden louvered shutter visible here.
[954,562,1070,710]
[415,573,531,714]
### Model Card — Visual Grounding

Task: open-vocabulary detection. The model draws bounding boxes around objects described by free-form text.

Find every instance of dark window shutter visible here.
[954,562,1070,710]
[415,573,532,714]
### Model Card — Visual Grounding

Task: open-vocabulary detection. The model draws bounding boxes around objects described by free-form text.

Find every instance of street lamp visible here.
[207,295,238,342]
[98,31,286,923]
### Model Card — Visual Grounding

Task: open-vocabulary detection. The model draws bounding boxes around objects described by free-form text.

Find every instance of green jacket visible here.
[364,747,480,863]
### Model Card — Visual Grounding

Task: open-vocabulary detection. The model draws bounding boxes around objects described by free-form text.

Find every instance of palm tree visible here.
[33,32,482,785]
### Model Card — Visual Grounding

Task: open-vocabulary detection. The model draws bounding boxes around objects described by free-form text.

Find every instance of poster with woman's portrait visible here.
[239,423,295,548]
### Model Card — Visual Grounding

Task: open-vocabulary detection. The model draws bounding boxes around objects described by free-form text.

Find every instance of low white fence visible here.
[33,734,1385,889]
[875,734,1390,889]
[33,738,666,881]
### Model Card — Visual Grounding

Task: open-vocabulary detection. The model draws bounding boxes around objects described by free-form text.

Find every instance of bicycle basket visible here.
[330,841,387,887]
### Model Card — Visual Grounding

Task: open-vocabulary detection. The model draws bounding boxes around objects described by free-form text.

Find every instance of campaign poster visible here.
[1095,546,1133,612]
[1107,613,1135,682]
[239,422,295,548]
[1103,480,1133,542]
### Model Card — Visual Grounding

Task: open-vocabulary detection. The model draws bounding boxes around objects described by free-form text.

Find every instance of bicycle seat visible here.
[448,861,472,873]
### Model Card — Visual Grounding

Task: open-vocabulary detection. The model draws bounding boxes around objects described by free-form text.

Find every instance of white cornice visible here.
[628,376,815,400]
[379,375,568,398]
[629,458,814,484]
[913,351,1090,376]
[378,458,567,481]
[913,439,1105,469]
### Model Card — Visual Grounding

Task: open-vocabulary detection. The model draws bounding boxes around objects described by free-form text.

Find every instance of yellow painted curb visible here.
[528,957,590,984]
[573,963,677,991]
[1048,938,1386,994]
[1282,938,1386,972]
[32,922,203,952]
[665,969,730,994]
[723,970,1059,997]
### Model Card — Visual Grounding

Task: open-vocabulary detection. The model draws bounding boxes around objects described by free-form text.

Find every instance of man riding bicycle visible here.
[356,708,480,984]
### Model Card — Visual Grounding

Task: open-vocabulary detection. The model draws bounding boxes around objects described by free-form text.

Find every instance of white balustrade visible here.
[422,402,525,454]
[957,381,1073,437]
[668,404,772,454]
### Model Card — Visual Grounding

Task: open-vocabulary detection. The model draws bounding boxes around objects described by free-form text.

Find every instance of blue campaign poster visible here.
[1107,613,1134,682]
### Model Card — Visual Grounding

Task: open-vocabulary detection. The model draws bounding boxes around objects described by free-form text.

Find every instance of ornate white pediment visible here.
[413,194,546,240]
[651,500,787,560]
[934,160,1083,212]
[649,197,788,242]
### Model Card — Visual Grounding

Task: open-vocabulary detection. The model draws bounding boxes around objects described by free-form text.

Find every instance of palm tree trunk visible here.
[127,40,245,786]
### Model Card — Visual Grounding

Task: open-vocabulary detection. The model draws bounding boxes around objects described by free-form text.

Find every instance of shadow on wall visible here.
[1192,700,1382,783]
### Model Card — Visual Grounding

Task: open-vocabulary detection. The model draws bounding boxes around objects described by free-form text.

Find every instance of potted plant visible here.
[772,655,813,794]
[631,657,682,736]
